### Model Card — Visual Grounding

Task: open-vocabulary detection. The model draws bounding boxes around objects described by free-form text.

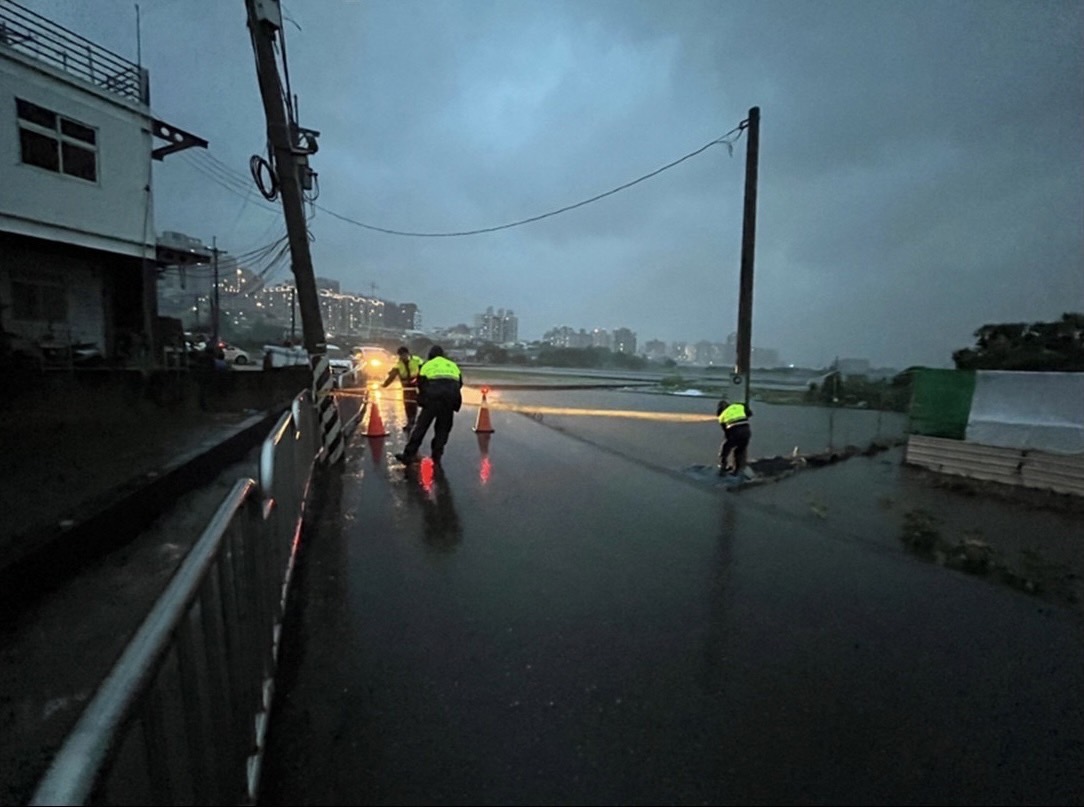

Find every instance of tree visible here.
[952,312,1084,371]
[475,342,509,364]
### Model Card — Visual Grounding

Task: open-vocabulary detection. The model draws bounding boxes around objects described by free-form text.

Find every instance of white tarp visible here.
[263,344,308,368]
[965,371,1084,455]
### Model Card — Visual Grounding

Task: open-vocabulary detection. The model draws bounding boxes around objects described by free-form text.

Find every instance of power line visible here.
[177,151,281,215]
[167,119,746,241]
[313,123,747,238]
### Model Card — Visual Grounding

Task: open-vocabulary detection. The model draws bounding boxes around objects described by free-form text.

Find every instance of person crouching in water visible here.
[382,345,423,433]
[716,397,753,477]
[395,345,463,467]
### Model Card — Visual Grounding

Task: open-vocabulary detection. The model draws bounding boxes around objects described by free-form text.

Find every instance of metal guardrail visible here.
[30,391,321,805]
[333,369,368,434]
[0,0,148,104]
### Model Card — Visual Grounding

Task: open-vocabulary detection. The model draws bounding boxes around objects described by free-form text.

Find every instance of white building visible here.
[0,2,205,366]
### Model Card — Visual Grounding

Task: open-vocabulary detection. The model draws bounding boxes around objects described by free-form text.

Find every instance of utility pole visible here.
[733,106,760,407]
[245,0,343,463]
[290,286,297,343]
[211,236,220,346]
[245,1,324,356]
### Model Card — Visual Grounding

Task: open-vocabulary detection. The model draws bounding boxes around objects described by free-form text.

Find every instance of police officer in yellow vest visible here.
[716,397,753,477]
[382,346,423,433]
[395,345,463,467]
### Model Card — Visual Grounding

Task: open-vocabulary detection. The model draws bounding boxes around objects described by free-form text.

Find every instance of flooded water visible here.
[455,375,1082,613]
[472,383,907,472]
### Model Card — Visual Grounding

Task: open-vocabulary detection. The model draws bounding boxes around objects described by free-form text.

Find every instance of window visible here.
[16,98,98,182]
[11,276,68,324]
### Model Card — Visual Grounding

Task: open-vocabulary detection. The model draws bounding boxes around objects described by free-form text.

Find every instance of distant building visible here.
[693,340,719,365]
[643,339,668,360]
[671,342,695,363]
[157,237,262,328]
[612,327,637,355]
[393,302,420,331]
[544,326,591,348]
[474,306,518,344]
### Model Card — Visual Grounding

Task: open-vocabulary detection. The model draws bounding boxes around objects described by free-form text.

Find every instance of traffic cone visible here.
[363,397,389,437]
[473,387,494,433]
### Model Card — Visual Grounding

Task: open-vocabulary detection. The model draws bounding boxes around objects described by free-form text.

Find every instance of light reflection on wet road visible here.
[257,386,1083,805]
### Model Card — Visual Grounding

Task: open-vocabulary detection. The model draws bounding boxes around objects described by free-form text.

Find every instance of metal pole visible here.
[734,106,760,407]
[291,287,296,341]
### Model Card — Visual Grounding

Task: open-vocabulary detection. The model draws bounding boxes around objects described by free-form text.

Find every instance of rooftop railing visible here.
[0,0,148,104]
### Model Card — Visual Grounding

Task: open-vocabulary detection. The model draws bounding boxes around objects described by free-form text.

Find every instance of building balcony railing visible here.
[0,0,148,105]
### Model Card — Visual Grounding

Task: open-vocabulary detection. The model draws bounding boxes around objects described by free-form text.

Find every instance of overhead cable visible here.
[169,117,746,241]
[314,123,747,238]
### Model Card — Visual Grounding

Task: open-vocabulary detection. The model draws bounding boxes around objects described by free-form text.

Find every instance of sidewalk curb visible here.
[0,407,285,614]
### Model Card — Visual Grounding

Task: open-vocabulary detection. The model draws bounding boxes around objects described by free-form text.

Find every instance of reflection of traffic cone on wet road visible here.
[473,387,495,434]
[363,397,389,437]
[368,435,386,466]
[476,432,492,483]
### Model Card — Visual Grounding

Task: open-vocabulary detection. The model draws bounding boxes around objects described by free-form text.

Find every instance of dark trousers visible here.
[720,423,751,472]
[402,390,418,429]
[403,401,455,460]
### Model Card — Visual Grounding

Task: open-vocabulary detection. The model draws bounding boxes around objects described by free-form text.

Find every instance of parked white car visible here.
[220,344,250,365]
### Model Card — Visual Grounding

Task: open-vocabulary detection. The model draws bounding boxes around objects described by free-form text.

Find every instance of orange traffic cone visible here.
[363,397,389,437]
[473,387,494,434]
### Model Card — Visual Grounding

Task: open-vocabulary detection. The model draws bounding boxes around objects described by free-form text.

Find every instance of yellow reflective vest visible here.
[394,356,422,381]
[718,402,751,428]
[419,355,461,381]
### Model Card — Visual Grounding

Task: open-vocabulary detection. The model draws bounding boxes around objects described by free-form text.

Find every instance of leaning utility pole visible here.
[244,1,322,354]
[733,106,760,407]
[245,0,343,463]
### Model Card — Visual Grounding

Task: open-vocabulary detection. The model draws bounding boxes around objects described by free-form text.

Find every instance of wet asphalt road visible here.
[257,387,1084,806]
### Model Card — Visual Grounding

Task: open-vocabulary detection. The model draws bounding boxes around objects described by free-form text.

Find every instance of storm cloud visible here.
[27,0,1084,367]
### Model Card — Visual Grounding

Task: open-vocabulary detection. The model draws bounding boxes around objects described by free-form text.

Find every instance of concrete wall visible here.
[1,367,313,419]
[0,235,107,348]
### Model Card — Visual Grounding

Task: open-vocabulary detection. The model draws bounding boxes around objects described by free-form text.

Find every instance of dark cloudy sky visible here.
[23,0,1084,368]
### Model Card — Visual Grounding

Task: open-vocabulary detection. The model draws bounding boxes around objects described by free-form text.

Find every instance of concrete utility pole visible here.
[245,0,343,463]
[733,106,760,407]
[244,1,324,355]
[211,236,220,345]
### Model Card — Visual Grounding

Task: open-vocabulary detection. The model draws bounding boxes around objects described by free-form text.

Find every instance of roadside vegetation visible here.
[898,506,1081,609]
[952,312,1084,371]
[800,371,914,412]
